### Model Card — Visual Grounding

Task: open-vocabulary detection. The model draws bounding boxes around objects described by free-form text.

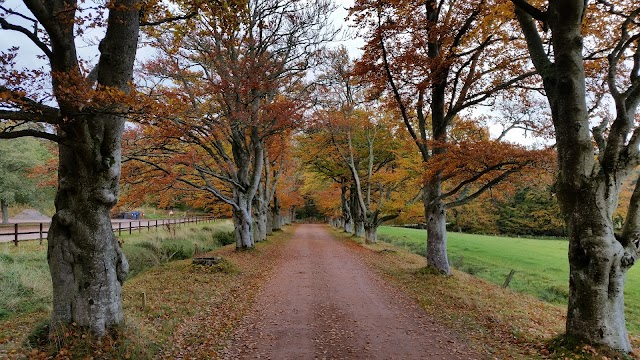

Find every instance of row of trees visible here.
[1,0,640,354]
[346,0,640,352]
[119,0,333,247]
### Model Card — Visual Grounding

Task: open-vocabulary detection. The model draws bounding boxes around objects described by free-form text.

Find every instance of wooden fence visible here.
[0,216,218,246]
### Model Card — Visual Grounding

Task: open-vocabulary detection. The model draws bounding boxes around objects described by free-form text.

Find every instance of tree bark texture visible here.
[49,114,129,335]
[547,2,632,352]
[424,181,450,274]
[272,194,282,231]
[43,0,139,336]
[253,189,268,242]
[1,199,7,224]
[233,191,254,249]
[341,186,354,233]
[266,207,274,235]
[564,181,632,351]
[364,222,378,244]
[350,185,365,237]
[513,0,639,352]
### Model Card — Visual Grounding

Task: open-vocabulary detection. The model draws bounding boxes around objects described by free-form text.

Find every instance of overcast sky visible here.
[0,0,363,70]
[330,0,365,58]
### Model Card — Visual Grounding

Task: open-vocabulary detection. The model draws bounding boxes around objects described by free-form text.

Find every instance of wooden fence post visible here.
[502,269,516,289]
[129,221,132,235]
[39,223,43,245]
[14,223,18,246]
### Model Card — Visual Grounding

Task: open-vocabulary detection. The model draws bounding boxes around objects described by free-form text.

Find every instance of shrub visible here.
[213,231,235,246]
[162,242,192,260]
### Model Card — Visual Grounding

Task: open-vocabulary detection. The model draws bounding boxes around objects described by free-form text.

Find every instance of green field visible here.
[377,226,640,333]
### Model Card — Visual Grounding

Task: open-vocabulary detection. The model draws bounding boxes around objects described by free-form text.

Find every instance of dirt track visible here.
[224,224,478,359]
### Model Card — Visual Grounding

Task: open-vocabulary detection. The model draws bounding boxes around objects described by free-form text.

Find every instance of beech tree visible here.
[330,111,401,242]
[0,0,198,335]
[130,0,335,248]
[297,132,354,231]
[512,0,640,353]
[351,0,544,274]
[302,107,400,242]
[253,132,290,241]
[0,0,142,334]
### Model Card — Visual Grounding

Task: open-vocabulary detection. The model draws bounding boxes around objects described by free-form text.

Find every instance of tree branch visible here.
[140,10,199,26]
[0,17,53,59]
[510,0,547,24]
[0,128,61,142]
[445,168,521,208]
[439,161,523,201]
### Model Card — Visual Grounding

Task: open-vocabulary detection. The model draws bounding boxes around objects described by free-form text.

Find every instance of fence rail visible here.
[0,216,218,246]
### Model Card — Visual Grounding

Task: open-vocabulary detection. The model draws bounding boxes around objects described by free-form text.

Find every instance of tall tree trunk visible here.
[45,0,139,335]
[253,189,268,242]
[257,204,267,242]
[350,184,364,236]
[546,1,633,352]
[48,115,129,336]
[266,207,274,235]
[289,207,295,224]
[233,191,254,249]
[364,221,377,244]
[513,1,639,352]
[424,181,450,274]
[341,185,353,233]
[0,199,7,224]
[272,194,282,231]
[564,182,632,351]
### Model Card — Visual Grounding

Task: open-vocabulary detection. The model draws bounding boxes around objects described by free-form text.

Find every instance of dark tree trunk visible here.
[1,199,7,224]
[49,115,129,335]
[266,207,274,235]
[513,0,640,352]
[253,189,268,242]
[272,194,282,231]
[350,184,364,237]
[364,221,377,244]
[341,185,353,233]
[44,0,139,336]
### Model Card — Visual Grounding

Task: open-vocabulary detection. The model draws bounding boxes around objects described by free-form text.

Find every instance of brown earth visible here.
[223,224,479,359]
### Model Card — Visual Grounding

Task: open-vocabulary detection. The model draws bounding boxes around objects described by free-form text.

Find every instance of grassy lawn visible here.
[377,226,640,334]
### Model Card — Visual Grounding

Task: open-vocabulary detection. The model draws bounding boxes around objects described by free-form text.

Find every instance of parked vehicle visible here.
[112,211,142,220]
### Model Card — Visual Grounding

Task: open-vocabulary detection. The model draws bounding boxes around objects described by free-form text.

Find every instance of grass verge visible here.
[331,227,639,359]
[377,226,640,336]
[0,220,276,358]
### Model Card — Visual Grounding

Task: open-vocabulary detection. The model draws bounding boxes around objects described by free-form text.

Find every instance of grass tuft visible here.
[546,334,636,359]
[191,257,239,274]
